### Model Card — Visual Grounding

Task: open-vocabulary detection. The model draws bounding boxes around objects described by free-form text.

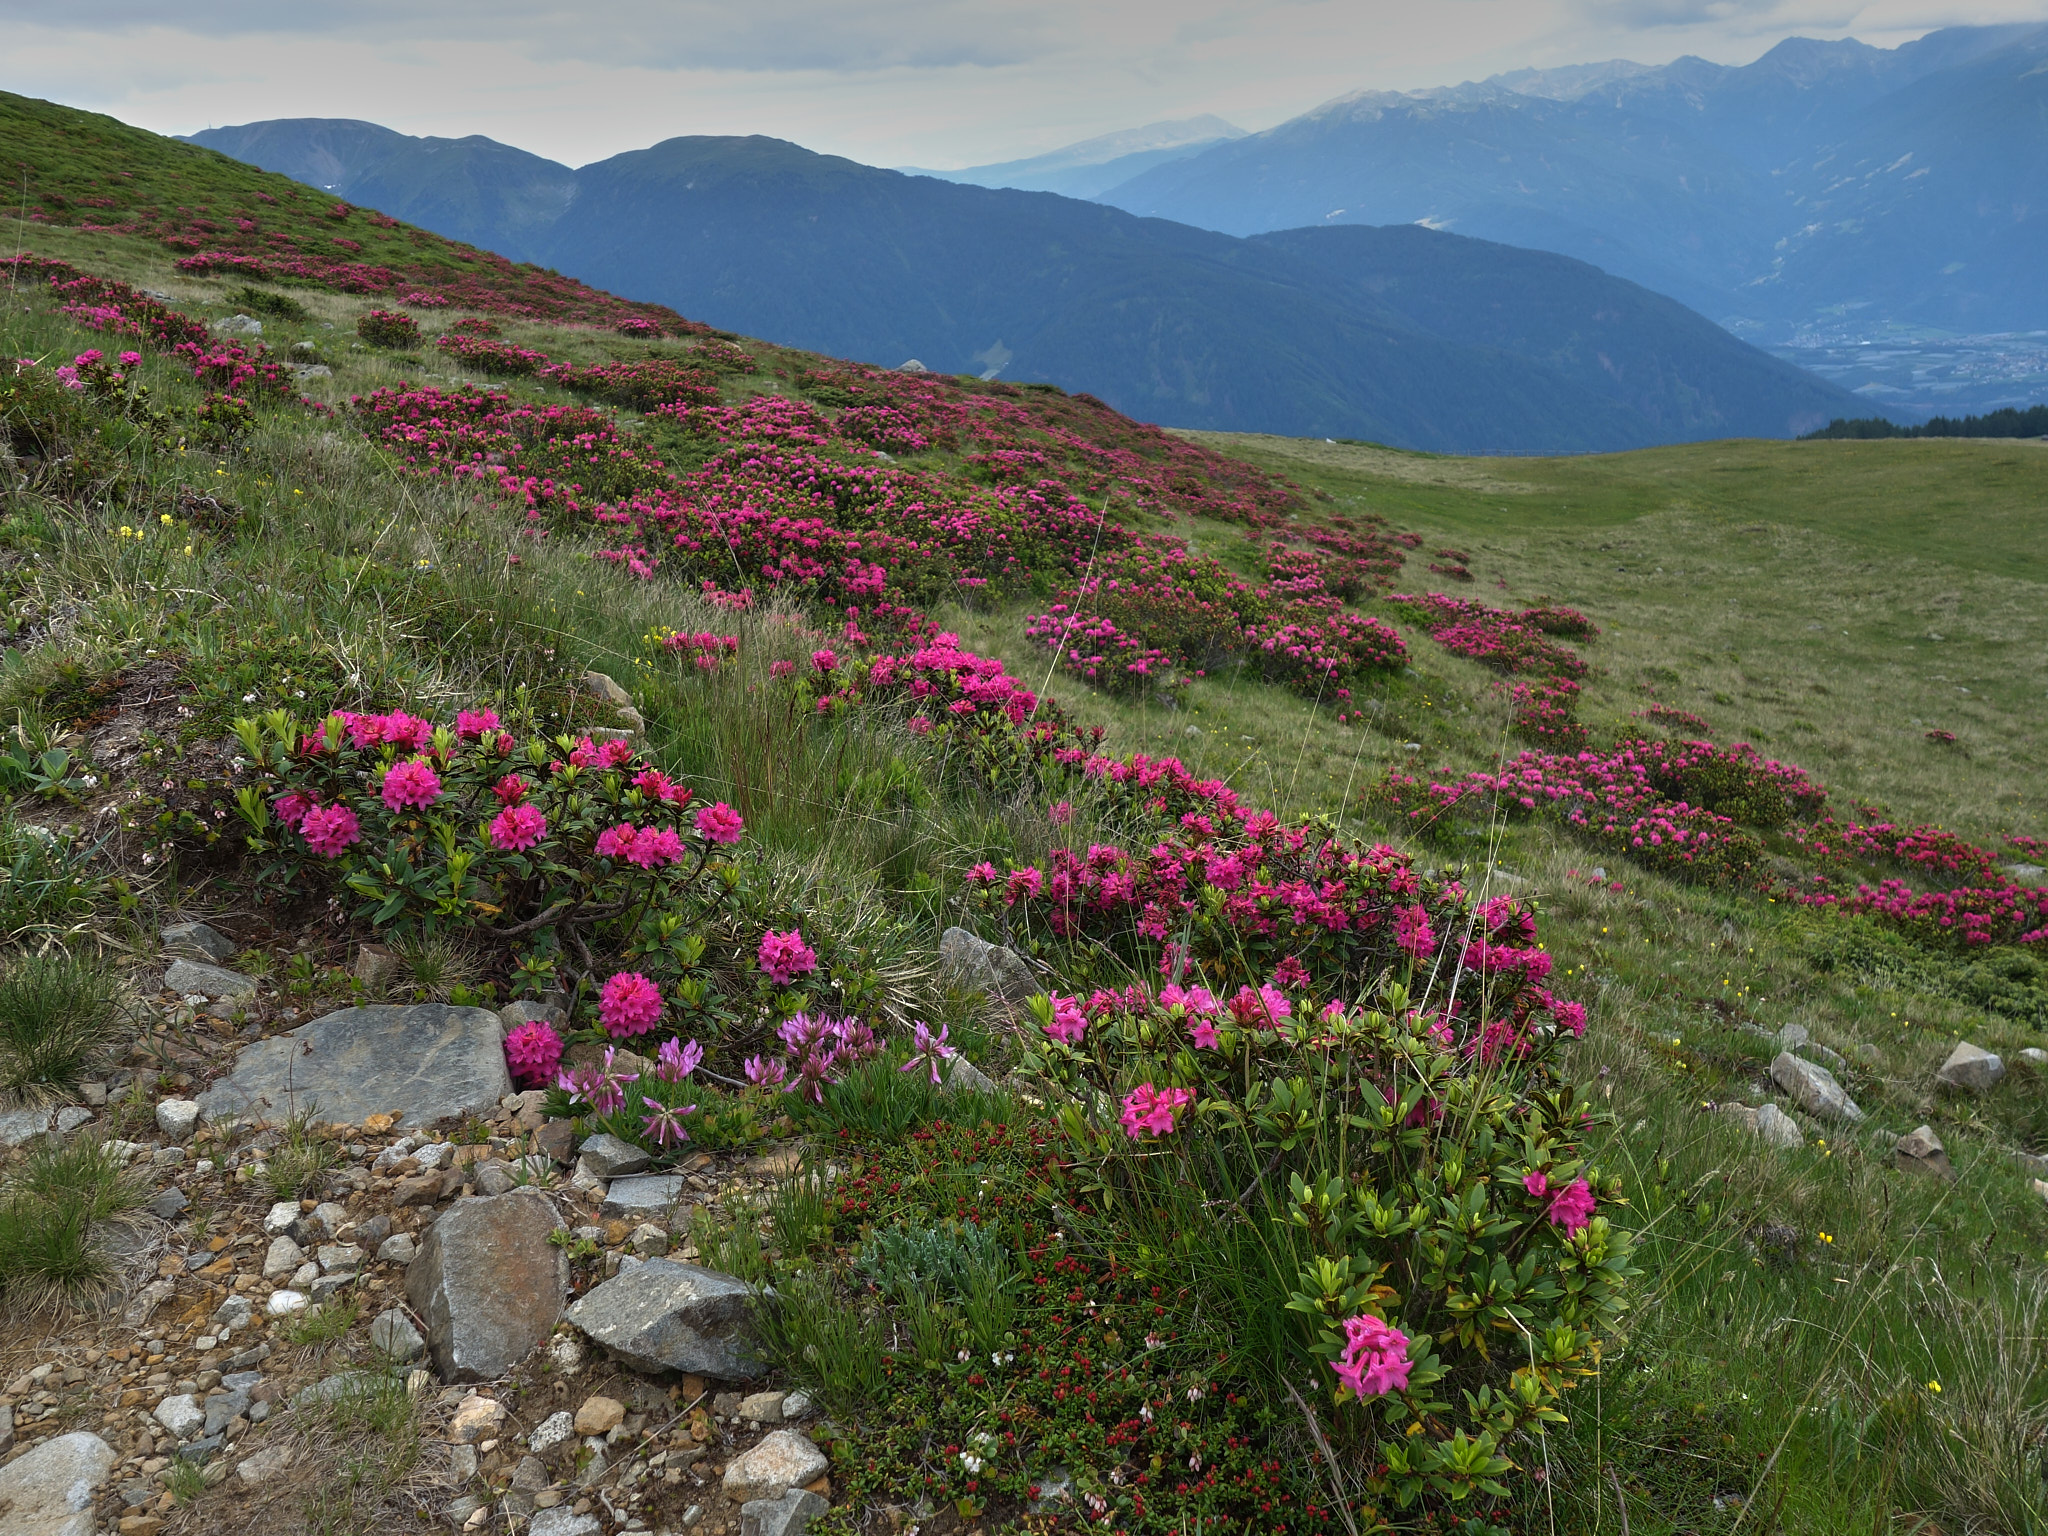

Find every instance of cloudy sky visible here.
[3,0,2042,169]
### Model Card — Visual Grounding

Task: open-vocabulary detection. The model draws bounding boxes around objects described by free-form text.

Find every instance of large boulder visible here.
[939,927,1038,1004]
[0,1430,118,1536]
[1936,1042,2005,1093]
[406,1191,568,1382]
[1769,1052,1863,1124]
[198,1003,511,1128]
[563,1258,764,1379]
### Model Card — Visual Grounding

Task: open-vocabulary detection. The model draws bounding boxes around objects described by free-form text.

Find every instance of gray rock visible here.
[406,1190,567,1382]
[563,1258,764,1379]
[316,1243,363,1274]
[1936,1042,2005,1093]
[2019,1048,2048,1068]
[235,1441,294,1487]
[781,1390,814,1419]
[0,1106,92,1148]
[724,1429,828,1501]
[262,1235,306,1280]
[0,1430,117,1536]
[1896,1124,1955,1179]
[1775,1023,1810,1050]
[512,1454,550,1491]
[154,1393,205,1438]
[203,1385,252,1436]
[164,959,256,999]
[369,1307,424,1361]
[162,920,237,964]
[198,1003,511,1129]
[1770,1052,1863,1123]
[576,1133,651,1179]
[944,1054,996,1096]
[738,1390,786,1424]
[601,1173,691,1220]
[498,1001,566,1036]
[215,314,263,335]
[2004,863,2046,880]
[582,670,635,709]
[212,1294,254,1331]
[292,363,333,379]
[293,1371,378,1409]
[146,1186,190,1221]
[530,1509,603,1536]
[473,1161,518,1196]
[312,1201,348,1233]
[742,1489,829,1536]
[376,1233,418,1266]
[1754,1104,1805,1149]
[351,944,407,993]
[1852,1043,1882,1066]
[529,1409,577,1454]
[1715,1102,1758,1134]
[445,1495,488,1526]
[939,926,1039,1004]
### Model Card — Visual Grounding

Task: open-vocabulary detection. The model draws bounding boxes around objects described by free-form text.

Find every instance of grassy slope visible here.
[5,104,2048,1534]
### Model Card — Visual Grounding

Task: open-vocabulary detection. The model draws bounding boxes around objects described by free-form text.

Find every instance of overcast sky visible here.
[3,0,2043,169]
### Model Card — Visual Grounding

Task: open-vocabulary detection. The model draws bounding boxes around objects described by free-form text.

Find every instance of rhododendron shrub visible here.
[356,309,421,349]
[1020,949,1632,1509]
[226,707,740,1030]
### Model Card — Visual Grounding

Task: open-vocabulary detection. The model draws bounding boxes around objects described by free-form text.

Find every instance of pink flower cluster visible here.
[757,928,820,987]
[1524,1171,1597,1235]
[1119,1082,1194,1138]
[598,971,664,1037]
[504,1019,564,1086]
[1331,1313,1412,1400]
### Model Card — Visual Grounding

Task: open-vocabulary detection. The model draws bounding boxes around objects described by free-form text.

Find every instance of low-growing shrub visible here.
[356,309,421,349]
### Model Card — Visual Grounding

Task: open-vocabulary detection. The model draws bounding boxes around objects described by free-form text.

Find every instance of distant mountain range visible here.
[184,122,1876,453]
[1092,23,2048,350]
[898,116,1246,200]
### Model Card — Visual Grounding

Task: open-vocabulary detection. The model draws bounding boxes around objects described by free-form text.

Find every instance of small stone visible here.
[153,1394,205,1438]
[2019,1048,2048,1068]
[563,1258,763,1379]
[163,960,256,999]
[600,1174,690,1220]
[530,1509,603,1536]
[162,921,237,963]
[1774,1023,1809,1050]
[146,1188,189,1221]
[742,1489,829,1536]
[738,1391,786,1425]
[448,1443,478,1483]
[155,1099,201,1139]
[263,1201,302,1236]
[448,1394,507,1444]
[1770,1052,1863,1123]
[369,1307,425,1361]
[266,1289,309,1316]
[498,1001,566,1036]
[203,1385,251,1436]
[377,1233,418,1265]
[781,1391,813,1419]
[352,944,407,992]
[574,1395,626,1436]
[1852,1043,1881,1065]
[2034,1178,2048,1204]
[724,1430,829,1502]
[1895,1125,1954,1179]
[628,1222,670,1257]
[235,1441,293,1487]
[312,1201,348,1232]
[577,1133,651,1180]
[530,1409,577,1455]
[261,1235,306,1280]
[474,1162,518,1197]
[1753,1103,1804,1150]
[317,1243,363,1274]
[1936,1041,2005,1093]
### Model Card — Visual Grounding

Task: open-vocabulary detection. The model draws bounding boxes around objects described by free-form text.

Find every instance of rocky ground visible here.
[0,920,856,1536]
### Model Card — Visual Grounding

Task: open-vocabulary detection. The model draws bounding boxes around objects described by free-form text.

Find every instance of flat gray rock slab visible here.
[0,1106,92,1148]
[0,1429,117,1536]
[162,920,237,963]
[164,959,257,999]
[1770,1051,1863,1124]
[564,1258,764,1379]
[198,1004,510,1128]
[939,926,1039,1003]
[601,1174,692,1219]
[407,1190,568,1382]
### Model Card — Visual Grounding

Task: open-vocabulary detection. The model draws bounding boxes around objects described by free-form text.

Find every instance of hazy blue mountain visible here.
[188,124,1880,450]
[186,119,574,260]
[899,116,1245,199]
[1097,24,2048,340]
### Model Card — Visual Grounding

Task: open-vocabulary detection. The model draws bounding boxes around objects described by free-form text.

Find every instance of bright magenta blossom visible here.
[1331,1313,1411,1399]
[300,804,361,857]
[598,971,663,1037]
[757,928,818,987]
[694,802,744,845]
[1119,1082,1193,1138]
[504,1020,563,1086]
[380,757,443,811]
[490,803,547,852]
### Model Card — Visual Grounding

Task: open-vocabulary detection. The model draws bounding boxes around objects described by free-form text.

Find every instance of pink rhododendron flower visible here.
[493,774,528,805]
[380,757,443,811]
[595,824,638,860]
[1120,1082,1193,1138]
[1272,954,1310,989]
[300,804,361,858]
[1228,984,1291,1029]
[811,648,838,674]
[770,659,796,679]
[1331,1313,1412,1399]
[1548,1177,1597,1234]
[271,791,315,828]
[503,1020,564,1087]
[455,707,500,739]
[694,802,744,845]
[757,928,819,987]
[490,803,547,852]
[1044,994,1088,1045]
[118,350,141,366]
[598,971,663,1037]
[1394,904,1436,960]
[626,826,684,868]
[1049,800,1073,825]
